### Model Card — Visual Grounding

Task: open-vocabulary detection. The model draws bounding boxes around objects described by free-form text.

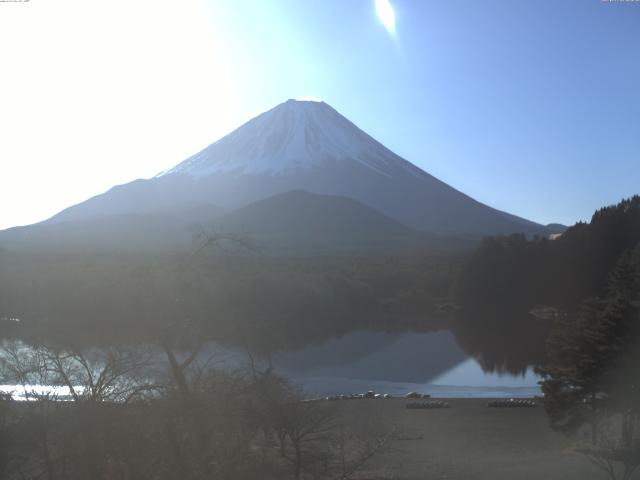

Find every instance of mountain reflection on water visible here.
[267,330,540,398]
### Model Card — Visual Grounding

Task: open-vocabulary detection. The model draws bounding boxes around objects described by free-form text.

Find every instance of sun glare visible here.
[375,0,396,35]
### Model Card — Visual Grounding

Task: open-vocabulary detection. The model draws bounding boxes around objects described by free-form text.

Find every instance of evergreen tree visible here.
[538,244,640,444]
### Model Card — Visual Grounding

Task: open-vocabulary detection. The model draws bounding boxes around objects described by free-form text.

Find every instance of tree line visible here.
[0,249,459,352]
[456,196,640,479]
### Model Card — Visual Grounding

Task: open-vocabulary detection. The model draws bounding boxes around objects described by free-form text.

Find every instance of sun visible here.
[375,0,396,35]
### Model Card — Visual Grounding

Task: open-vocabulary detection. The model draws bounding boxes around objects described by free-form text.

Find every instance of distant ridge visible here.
[215,190,431,253]
[219,190,417,238]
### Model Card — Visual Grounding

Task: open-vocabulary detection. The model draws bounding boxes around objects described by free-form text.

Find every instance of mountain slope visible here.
[0,190,480,254]
[219,190,418,237]
[215,190,431,253]
[43,99,548,237]
[0,204,224,253]
[159,99,422,178]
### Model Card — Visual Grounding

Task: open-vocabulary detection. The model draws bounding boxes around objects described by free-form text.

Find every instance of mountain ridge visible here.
[0,190,473,254]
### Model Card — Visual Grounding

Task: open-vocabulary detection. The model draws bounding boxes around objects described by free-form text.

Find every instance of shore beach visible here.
[341,398,604,480]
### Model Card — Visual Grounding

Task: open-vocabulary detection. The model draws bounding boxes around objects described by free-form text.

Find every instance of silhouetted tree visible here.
[538,244,640,479]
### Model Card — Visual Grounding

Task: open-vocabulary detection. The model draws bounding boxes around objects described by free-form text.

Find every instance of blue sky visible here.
[0,0,638,228]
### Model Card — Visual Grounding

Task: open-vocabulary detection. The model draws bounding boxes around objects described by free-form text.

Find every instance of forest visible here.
[0,247,459,352]
[453,196,640,371]
[455,196,640,478]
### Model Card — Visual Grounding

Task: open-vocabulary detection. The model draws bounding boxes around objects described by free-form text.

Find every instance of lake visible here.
[222,330,541,398]
[0,330,541,400]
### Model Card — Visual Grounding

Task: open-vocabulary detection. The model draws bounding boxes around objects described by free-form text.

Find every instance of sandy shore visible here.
[339,398,603,480]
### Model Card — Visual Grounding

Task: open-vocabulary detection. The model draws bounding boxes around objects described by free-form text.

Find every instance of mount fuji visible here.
[3,99,551,252]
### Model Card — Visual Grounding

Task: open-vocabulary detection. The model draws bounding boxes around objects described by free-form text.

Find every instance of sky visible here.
[0,0,639,229]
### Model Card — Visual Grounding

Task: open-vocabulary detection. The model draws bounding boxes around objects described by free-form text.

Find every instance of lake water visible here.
[0,330,541,400]
[223,330,541,398]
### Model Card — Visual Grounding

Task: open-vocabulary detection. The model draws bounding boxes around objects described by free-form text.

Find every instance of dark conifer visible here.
[538,243,640,444]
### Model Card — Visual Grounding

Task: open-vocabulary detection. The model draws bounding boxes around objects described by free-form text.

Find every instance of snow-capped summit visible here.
[159,99,419,178]
[45,99,550,237]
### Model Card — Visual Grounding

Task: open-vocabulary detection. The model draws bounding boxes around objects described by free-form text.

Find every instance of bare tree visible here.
[576,416,640,480]
[0,392,13,480]
[0,341,159,480]
[329,420,395,480]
